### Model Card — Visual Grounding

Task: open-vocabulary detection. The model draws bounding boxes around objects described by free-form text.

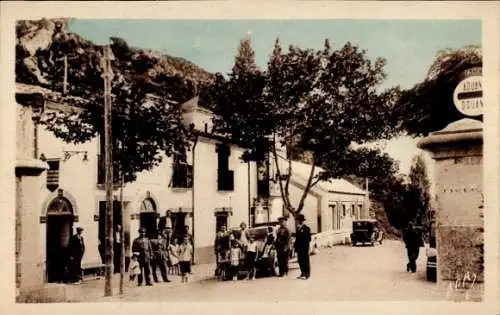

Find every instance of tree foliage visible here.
[206,37,402,216]
[394,45,482,136]
[16,19,213,183]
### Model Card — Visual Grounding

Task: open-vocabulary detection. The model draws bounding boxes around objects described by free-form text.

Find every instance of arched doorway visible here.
[140,198,157,238]
[46,196,74,283]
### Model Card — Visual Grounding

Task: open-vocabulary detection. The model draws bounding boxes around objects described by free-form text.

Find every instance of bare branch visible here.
[296,159,316,214]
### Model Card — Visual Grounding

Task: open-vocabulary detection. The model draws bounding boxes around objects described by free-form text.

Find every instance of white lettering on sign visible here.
[453,76,483,116]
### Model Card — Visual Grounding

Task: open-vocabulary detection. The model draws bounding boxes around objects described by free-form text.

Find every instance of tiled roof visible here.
[290,160,366,195]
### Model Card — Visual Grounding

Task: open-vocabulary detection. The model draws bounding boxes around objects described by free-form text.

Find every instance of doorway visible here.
[46,197,74,283]
[170,212,187,242]
[98,201,123,264]
[139,198,157,239]
[215,213,229,232]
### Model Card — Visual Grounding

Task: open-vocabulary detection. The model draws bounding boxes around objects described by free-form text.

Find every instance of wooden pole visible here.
[119,172,125,295]
[63,55,68,95]
[365,177,370,219]
[103,45,114,297]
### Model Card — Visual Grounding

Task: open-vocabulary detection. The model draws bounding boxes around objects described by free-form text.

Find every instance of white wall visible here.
[36,121,257,267]
[193,137,254,249]
[288,182,320,233]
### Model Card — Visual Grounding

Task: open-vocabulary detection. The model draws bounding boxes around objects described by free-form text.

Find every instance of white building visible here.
[17,84,258,283]
[16,82,368,286]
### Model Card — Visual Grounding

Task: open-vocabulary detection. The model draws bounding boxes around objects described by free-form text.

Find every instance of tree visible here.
[16,19,213,183]
[407,154,432,229]
[394,45,482,136]
[208,37,402,217]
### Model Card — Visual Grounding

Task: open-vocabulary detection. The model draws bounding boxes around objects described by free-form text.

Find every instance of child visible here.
[178,237,193,283]
[229,240,242,281]
[168,238,180,275]
[259,237,275,276]
[129,253,141,285]
[245,234,258,280]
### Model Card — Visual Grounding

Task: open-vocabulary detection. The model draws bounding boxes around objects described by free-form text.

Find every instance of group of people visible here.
[129,226,193,285]
[214,214,312,281]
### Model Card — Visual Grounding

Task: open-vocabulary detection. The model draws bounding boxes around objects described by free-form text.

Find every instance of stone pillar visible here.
[418,118,484,285]
[16,159,48,299]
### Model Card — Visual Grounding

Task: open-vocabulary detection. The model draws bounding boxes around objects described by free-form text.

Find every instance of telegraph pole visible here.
[102,45,114,297]
[365,177,370,219]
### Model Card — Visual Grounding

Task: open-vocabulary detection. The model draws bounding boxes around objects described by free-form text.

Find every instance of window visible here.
[257,159,270,197]
[46,159,60,192]
[351,204,355,217]
[171,156,193,188]
[342,204,346,217]
[358,205,363,219]
[216,144,234,191]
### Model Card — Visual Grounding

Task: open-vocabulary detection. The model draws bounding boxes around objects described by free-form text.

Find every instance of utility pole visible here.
[102,45,115,297]
[119,171,125,295]
[365,177,370,219]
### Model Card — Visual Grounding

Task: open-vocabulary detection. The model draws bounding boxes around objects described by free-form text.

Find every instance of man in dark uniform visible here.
[113,224,123,273]
[294,214,311,280]
[403,222,424,273]
[68,227,85,283]
[150,232,171,282]
[275,216,291,277]
[132,227,153,286]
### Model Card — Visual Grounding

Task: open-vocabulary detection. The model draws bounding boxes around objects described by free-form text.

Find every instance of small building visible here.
[250,142,368,244]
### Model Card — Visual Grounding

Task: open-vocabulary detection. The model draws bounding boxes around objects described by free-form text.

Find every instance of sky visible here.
[68,19,481,176]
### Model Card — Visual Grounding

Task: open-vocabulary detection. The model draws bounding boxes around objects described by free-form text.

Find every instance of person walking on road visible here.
[294,214,311,280]
[132,227,153,286]
[403,221,424,273]
[275,216,291,277]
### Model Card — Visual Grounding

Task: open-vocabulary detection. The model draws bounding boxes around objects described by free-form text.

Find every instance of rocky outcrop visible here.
[16,18,215,105]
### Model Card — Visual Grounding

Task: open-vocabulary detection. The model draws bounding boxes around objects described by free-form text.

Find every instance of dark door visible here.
[46,215,73,283]
[140,213,158,239]
[139,198,157,238]
[215,213,229,232]
[171,213,186,241]
[98,201,123,263]
[46,197,74,283]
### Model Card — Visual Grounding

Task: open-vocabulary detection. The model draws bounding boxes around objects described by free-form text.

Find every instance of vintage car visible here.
[350,219,383,246]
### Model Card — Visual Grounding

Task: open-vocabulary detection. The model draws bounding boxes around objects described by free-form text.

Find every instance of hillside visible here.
[16,18,215,105]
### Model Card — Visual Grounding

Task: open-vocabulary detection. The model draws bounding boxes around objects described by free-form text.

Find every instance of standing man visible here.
[150,232,171,282]
[132,227,153,286]
[69,227,85,283]
[275,217,291,277]
[294,214,311,280]
[113,224,123,274]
